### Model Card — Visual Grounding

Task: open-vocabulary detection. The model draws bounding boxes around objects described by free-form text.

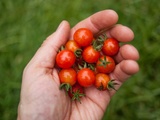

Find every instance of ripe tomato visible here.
[65,40,81,53]
[59,68,77,91]
[73,28,93,47]
[95,73,110,90]
[82,45,100,63]
[68,83,85,102]
[56,50,75,69]
[77,68,95,87]
[65,40,82,57]
[96,55,115,73]
[95,73,118,91]
[102,38,120,56]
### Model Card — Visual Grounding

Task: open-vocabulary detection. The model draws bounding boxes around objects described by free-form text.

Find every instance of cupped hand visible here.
[18,10,139,120]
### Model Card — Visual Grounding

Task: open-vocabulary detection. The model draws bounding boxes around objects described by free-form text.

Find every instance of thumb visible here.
[28,20,70,69]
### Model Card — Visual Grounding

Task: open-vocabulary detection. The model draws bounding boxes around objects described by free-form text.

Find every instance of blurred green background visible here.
[0,0,160,119]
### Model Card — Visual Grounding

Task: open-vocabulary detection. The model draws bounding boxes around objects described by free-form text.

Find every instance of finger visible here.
[107,24,134,42]
[114,44,140,63]
[108,60,139,96]
[70,10,118,38]
[28,21,70,69]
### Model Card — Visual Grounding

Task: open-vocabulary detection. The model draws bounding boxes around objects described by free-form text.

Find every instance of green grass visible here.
[0,0,160,119]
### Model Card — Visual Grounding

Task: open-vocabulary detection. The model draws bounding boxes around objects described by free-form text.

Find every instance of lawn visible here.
[0,0,160,119]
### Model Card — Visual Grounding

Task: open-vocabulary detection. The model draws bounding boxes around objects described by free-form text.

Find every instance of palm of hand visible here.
[22,67,110,120]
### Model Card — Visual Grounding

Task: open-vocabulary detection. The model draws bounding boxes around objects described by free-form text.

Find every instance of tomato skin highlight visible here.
[82,45,100,63]
[59,68,77,86]
[56,50,76,69]
[95,73,110,90]
[77,68,95,87]
[102,38,120,56]
[73,28,93,47]
[96,56,115,73]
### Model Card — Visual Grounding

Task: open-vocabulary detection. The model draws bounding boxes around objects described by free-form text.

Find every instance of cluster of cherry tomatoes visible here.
[56,28,120,102]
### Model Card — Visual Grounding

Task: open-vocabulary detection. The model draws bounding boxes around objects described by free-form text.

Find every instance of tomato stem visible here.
[60,83,72,92]
[78,61,87,70]
[92,34,107,51]
[87,63,95,71]
[74,49,82,58]
[98,56,111,68]
[71,90,85,103]
[96,34,107,42]
[58,45,65,52]
[107,79,119,91]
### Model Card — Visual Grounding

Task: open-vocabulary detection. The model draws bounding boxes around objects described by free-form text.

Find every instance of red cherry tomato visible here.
[56,50,75,69]
[95,73,110,90]
[96,55,115,73]
[82,45,100,63]
[59,68,77,86]
[77,68,95,87]
[65,40,81,53]
[95,73,117,91]
[73,28,93,47]
[102,38,120,56]
[65,40,82,57]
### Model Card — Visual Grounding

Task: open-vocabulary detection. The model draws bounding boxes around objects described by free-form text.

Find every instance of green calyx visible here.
[78,61,95,71]
[74,49,82,58]
[98,56,110,67]
[97,80,119,91]
[60,83,72,92]
[107,79,119,91]
[87,63,96,71]
[92,34,107,51]
[71,90,85,103]
[58,45,65,52]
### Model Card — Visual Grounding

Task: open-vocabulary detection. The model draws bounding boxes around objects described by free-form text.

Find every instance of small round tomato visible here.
[82,45,100,63]
[65,40,81,53]
[77,68,95,87]
[65,40,82,57]
[95,73,110,90]
[96,55,115,73]
[68,83,85,102]
[95,73,118,91]
[56,50,75,69]
[59,68,77,86]
[73,28,93,47]
[102,38,120,56]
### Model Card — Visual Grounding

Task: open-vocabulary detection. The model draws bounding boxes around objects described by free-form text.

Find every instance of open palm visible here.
[18,10,139,120]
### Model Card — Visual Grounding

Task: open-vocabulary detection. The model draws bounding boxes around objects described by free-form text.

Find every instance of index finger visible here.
[70,10,118,38]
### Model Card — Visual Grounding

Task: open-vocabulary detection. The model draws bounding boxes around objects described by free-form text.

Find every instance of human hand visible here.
[17,10,139,120]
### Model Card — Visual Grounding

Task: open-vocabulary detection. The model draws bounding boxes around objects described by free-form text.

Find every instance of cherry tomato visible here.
[65,40,82,57]
[65,40,81,53]
[68,83,85,102]
[96,55,115,73]
[59,68,77,86]
[95,73,110,90]
[82,45,100,63]
[102,38,120,56]
[56,50,75,69]
[77,68,95,87]
[73,28,93,47]
[95,73,118,91]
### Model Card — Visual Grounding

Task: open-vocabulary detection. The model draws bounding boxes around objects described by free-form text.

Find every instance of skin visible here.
[17,10,139,120]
